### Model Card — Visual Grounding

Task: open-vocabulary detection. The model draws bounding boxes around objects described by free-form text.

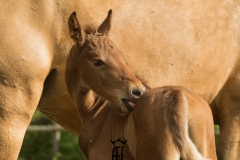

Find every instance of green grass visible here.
[19,110,86,160]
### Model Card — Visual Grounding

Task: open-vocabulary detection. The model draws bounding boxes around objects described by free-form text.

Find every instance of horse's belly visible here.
[74,0,240,103]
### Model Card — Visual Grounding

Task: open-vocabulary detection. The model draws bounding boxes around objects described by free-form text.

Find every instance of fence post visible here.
[52,123,61,157]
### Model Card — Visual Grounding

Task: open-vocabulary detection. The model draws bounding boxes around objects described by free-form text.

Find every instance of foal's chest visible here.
[79,116,133,159]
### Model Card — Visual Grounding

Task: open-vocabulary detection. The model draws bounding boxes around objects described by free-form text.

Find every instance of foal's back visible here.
[133,86,217,160]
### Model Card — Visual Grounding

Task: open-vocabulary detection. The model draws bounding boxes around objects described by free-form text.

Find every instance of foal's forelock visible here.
[82,34,123,58]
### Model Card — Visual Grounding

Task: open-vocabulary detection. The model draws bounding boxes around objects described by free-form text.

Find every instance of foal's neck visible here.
[76,86,137,159]
[74,87,110,119]
[76,86,129,136]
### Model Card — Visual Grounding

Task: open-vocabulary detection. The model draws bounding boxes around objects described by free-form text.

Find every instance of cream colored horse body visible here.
[0,0,239,159]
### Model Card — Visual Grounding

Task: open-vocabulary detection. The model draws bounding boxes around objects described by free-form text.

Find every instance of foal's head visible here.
[66,10,146,114]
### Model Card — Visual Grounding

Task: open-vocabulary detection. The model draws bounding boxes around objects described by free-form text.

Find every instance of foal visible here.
[65,10,217,160]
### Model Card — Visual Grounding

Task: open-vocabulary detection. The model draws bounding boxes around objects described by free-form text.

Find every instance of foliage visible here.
[214,125,220,144]
[18,110,86,160]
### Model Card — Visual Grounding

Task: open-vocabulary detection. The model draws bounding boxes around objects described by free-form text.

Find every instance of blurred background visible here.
[18,110,86,160]
[18,110,219,160]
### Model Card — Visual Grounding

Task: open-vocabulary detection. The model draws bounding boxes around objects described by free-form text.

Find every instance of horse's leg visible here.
[38,67,81,135]
[211,69,240,160]
[0,39,52,159]
[0,76,47,159]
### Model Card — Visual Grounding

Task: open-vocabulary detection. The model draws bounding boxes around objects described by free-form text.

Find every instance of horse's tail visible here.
[162,89,204,160]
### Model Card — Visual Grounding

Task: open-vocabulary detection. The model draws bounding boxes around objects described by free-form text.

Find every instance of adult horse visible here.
[65,10,217,159]
[0,0,239,159]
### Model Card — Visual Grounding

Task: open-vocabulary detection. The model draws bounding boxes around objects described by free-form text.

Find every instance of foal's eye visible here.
[92,59,104,67]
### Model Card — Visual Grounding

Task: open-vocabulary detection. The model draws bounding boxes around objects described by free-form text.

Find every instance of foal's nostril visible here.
[132,89,142,97]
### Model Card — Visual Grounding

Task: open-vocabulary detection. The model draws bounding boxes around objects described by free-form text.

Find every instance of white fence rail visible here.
[27,124,66,156]
[27,125,65,132]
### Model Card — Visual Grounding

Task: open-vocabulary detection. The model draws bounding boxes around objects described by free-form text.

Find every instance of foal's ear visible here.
[97,9,112,35]
[68,12,83,43]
